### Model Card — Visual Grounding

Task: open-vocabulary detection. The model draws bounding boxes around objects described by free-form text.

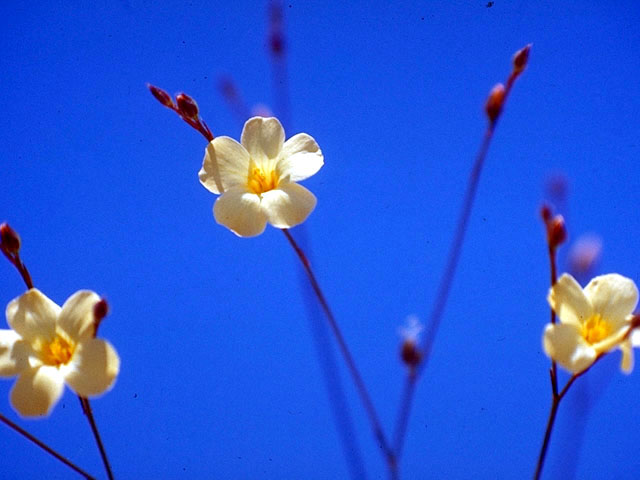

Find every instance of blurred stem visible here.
[533,361,597,480]
[282,229,397,474]
[0,412,95,479]
[79,397,114,480]
[392,62,526,464]
[1,248,34,289]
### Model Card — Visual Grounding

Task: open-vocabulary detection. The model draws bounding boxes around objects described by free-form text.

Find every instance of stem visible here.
[79,397,114,480]
[0,412,95,479]
[282,229,396,471]
[392,373,417,459]
[391,63,526,464]
[547,245,559,395]
[1,249,34,289]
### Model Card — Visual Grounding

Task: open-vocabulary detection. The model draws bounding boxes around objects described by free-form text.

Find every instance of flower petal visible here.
[261,182,317,229]
[548,274,592,327]
[10,366,64,417]
[0,331,31,376]
[62,338,120,397]
[585,273,639,324]
[543,322,596,373]
[199,137,251,194]
[631,328,640,347]
[619,339,634,374]
[6,289,60,343]
[278,133,324,182]
[58,290,100,342]
[213,187,267,237]
[241,117,284,161]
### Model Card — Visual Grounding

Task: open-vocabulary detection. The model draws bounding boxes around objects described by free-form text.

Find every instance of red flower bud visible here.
[176,93,199,119]
[540,205,552,223]
[0,223,21,255]
[400,340,423,370]
[512,44,532,76]
[548,215,568,249]
[147,84,174,108]
[485,83,505,123]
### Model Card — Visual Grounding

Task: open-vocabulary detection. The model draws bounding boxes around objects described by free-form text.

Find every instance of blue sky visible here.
[1,1,640,478]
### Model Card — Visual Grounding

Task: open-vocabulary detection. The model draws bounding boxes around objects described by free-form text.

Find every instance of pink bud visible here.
[512,44,532,75]
[400,340,423,370]
[147,84,174,108]
[176,93,199,119]
[485,83,505,123]
[548,215,568,249]
[0,223,21,255]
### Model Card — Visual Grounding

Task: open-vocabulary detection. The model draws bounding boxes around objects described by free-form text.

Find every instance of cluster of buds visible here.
[485,44,531,124]
[147,84,213,142]
[541,204,568,250]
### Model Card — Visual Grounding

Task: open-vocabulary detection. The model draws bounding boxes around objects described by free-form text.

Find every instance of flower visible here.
[0,289,120,417]
[543,273,639,374]
[198,116,324,237]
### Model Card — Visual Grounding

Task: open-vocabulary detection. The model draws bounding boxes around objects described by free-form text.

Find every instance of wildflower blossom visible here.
[199,116,324,237]
[543,273,639,374]
[0,289,120,417]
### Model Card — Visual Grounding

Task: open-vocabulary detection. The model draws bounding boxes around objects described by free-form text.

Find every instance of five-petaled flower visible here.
[0,289,120,417]
[199,116,324,237]
[543,273,639,374]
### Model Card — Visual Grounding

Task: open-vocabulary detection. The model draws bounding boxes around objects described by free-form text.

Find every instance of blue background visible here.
[1,1,640,478]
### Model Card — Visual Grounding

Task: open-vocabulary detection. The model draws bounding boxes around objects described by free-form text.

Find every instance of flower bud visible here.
[176,93,199,119]
[485,83,505,123]
[0,223,21,255]
[548,215,568,249]
[147,84,174,108]
[93,298,109,336]
[512,44,532,76]
[400,340,423,370]
[540,205,552,223]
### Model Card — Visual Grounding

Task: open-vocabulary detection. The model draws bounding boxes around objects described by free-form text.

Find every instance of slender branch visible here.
[391,46,530,465]
[282,229,396,472]
[1,248,34,289]
[79,397,114,480]
[533,356,600,480]
[547,243,559,396]
[0,412,96,479]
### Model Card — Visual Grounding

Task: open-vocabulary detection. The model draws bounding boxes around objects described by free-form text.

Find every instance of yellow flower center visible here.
[42,334,75,366]
[581,314,612,344]
[247,164,279,196]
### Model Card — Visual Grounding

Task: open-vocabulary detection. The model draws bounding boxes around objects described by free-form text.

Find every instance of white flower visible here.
[198,116,324,237]
[543,273,639,374]
[0,289,120,417]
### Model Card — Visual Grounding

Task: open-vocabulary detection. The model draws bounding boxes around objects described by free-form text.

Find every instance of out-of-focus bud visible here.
[401,341,423,370]
[540,204,552,223]
[568,234,602,276]
[0,223,21,255]
[147,84,174,108]
[176,93,199,119]
[485,83,505,123]
[512,44,532,76]
[270,33,285,56]
[548,215,568,249]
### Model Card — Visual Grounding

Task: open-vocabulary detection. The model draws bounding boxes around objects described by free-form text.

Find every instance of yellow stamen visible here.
[247,164,279,195]
[581,314,611,344]
[42,335,75,366]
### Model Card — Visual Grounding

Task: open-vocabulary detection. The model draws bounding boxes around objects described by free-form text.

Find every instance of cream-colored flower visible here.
[198,116,324,237]
[543,273,639,374]
[0,289,120,417]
